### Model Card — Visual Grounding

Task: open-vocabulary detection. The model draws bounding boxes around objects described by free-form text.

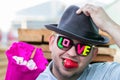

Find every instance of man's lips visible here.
[63,58,78,69]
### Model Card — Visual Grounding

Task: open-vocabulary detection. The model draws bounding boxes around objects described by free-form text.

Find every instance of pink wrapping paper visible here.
[5,42,48,80]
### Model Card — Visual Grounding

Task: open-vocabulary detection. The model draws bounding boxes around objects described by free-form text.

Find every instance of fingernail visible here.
[76,10,79,14]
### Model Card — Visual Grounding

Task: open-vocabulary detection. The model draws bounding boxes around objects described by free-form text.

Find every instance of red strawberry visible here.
[63,58,78,68]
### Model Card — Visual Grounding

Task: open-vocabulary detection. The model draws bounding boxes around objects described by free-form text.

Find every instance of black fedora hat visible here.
[45,5,109,45]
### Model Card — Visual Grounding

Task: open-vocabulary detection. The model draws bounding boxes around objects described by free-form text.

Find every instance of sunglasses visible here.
[56,34,94,57]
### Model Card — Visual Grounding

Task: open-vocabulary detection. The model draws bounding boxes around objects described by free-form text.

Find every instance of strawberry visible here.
[63,58,78,68]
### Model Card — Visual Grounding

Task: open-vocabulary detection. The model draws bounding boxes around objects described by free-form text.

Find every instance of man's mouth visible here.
[63,58,78,69]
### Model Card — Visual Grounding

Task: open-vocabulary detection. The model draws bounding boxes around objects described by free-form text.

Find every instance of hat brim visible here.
[45,24,109,45]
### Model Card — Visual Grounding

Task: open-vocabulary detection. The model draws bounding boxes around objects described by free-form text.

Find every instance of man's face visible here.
[49,34,97,79]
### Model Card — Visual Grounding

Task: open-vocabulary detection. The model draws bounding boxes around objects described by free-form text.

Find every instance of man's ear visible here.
[92,47,98,58]
[49,35,55,51]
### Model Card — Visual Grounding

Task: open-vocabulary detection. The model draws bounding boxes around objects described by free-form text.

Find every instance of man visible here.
[36,4,120,80]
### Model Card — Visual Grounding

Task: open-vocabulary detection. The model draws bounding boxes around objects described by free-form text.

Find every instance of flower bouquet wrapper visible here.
[5,42,48,80]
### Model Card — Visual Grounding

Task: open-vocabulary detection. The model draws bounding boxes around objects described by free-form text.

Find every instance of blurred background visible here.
[0,0,120,80]
[0,0,120,48]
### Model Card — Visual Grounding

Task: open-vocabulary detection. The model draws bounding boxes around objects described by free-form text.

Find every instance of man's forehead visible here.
[57,34,93,45]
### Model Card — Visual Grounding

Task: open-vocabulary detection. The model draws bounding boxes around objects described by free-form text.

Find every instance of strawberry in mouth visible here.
[63,58,78,69]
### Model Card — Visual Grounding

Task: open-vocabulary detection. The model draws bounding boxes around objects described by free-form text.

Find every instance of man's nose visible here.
[66,46,77,57]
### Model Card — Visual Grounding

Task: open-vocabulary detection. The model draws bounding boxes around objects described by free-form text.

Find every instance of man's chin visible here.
[60,72,80,79]
[53,62,81,79]
[59,68,80,79]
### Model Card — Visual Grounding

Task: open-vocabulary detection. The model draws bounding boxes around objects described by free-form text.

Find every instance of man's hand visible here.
[76,4,114,32]
[76,4,120,47]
